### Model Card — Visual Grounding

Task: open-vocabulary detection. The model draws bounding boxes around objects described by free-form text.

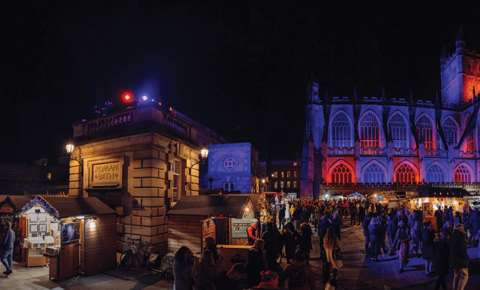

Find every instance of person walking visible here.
[362,214,372,257]
[1,222,15,276]
[323,227,343,283]
[421,221,435,276]
[350,204,357,225]
[173,246,194,290]
[434,233,449,290]
[261,222,280,271]
[299,222,313,264]
[283,223,302,265]
[435,207,444,234]
[191,249,218,290]
[248,239,268,288]
[278,205,286,229]
[358,205,366,228]
[387,215,396,255]
[394,220,411,273]
[368,218,379,262]
[411,221,422,258]
[448,223,469,290]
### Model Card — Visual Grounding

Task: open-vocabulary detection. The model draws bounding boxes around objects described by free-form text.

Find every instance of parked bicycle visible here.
[118,238,174,283]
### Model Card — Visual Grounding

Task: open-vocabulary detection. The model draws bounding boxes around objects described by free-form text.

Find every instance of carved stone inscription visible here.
[93,163,120,182]
[86,156,124,188]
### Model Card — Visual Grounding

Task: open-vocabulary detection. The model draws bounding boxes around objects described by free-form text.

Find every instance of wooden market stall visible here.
[16,196,116,279]
[413,186,470,232]
[0,196,37,263]
[167,194,260,271]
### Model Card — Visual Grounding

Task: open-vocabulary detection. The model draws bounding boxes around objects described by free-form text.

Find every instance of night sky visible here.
[2,1,480,163]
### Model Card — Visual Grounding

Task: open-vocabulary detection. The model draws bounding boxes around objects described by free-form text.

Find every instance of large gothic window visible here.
[388,114,408,149]
[455,165,472,183]
[363,163,385,184]
[331,112,352,148]
[331,163,353,184]
[359,112,381,148]
[416,115,435,150]
[442,118,458,146]
[426,164,445,183]
[395,163,416,183]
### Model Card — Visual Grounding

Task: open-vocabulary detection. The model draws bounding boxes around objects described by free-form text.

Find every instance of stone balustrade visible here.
[86,111,134,135]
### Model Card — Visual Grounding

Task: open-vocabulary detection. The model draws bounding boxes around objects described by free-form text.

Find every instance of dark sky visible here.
[2,1,480,163]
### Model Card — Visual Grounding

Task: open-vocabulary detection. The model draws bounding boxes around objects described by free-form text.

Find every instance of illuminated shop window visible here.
[280,181,284,188]
[455,165,471,183]
[287,181,290,188]
[274,182,278,189]
[359,112,380,148]
[294,171,297,178]
[416,115,434,150]
[293,181,297,188]
[287,171,291,178]
[442,118,458,146]
[331,163,352,184]
[426,164,445,183]
[363,163,385,184]
[274,171,278,178]
[331,112,352,148]
[281,171,284,178]
[395,164,416,183]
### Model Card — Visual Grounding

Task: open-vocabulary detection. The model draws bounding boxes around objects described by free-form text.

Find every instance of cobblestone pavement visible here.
[1,217,480,289]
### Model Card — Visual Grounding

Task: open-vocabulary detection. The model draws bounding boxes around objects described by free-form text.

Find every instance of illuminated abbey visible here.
[300,30,480,198]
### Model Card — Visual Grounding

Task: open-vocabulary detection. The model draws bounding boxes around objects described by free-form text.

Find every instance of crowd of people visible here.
[172,197,480,290]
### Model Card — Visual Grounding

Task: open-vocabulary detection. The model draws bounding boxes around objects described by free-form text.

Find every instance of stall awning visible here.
[418,186,469,198]
[167,194,251,218]
[17,196,115,219]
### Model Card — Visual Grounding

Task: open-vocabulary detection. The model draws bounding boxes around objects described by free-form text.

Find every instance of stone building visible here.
[270,160,301,197]
[68,102,225,253]
[202,143,262,193]
[301,29,480,198]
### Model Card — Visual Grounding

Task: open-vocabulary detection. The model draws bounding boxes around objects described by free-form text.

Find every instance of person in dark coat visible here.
[292,207,302,231]
[299,222,312,264]
[368,217,379,261]
[278,205,286,229]
[350,204,357,225]
[247,239,267,288]
[261,222,280,271]
[363,214,373,256]
[448,223,470,290]
[434,233,449,290]
[358,205,366,226]
[387,215,396,255]
[435,207,444,234]
[421,221,435,276]
[471,208,480,243]
[318,211,332,251]
[332,211,343,240]
[283,223,301,265]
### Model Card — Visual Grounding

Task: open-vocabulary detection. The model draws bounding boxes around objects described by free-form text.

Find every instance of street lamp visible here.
[66,144,82,165]
[188,142,209,175]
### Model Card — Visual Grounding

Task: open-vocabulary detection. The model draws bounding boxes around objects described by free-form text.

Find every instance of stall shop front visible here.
[415,186,470,232]
[167,194,258,254]
[0,196,36,263]
[168,194,260,272]
[17,196,116,279]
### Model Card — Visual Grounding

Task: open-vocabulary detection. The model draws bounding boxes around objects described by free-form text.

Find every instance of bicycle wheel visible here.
[120,251,133,270]
[163,267,174,283]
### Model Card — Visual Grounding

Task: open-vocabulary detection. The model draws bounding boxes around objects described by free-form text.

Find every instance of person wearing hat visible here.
[448,223,470,290]
[1,222,15,276]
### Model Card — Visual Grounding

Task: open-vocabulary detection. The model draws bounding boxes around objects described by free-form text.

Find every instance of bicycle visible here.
[118,238,174,283]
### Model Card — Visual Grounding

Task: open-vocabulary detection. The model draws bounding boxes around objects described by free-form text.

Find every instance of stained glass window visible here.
[395,163,416,183]
[363,163,385,184]
[388,114,408,149]
[416,115,434,150]
[359,112,381,148]
[426,164,445,183]
[331,112,352,148]
[331,163,353,184]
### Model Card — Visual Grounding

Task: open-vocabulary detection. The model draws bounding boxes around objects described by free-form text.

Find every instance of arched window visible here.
[388,114,408,149]
[363,163,385,184]
[426,164,445,183]
[455,165,472,183]
[395,163,416,183]
[331,112,352,148]
[359,112,381,148]
[442,118,458,146]
[331,163,352,184]
[416,115,435,150]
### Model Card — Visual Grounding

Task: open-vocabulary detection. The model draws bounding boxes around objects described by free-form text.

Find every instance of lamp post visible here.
[188,143,209,176]
[66,144,82,165]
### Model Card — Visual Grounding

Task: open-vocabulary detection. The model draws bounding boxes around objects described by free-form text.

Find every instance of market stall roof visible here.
[0,196,35,212]
[167,194,252,218]
[17,196,115,219]
[418,186,469,198]
[348,192,365,199]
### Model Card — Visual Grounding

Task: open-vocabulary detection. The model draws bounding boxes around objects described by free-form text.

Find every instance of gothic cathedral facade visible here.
[301,30,480,198]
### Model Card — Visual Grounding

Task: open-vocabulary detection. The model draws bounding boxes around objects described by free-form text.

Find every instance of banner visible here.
[203,218,215,241]
[231,218,251,238]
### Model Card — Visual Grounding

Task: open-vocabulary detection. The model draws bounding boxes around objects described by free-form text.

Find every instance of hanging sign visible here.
[203,218,215,240]
[231,218,251,238]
